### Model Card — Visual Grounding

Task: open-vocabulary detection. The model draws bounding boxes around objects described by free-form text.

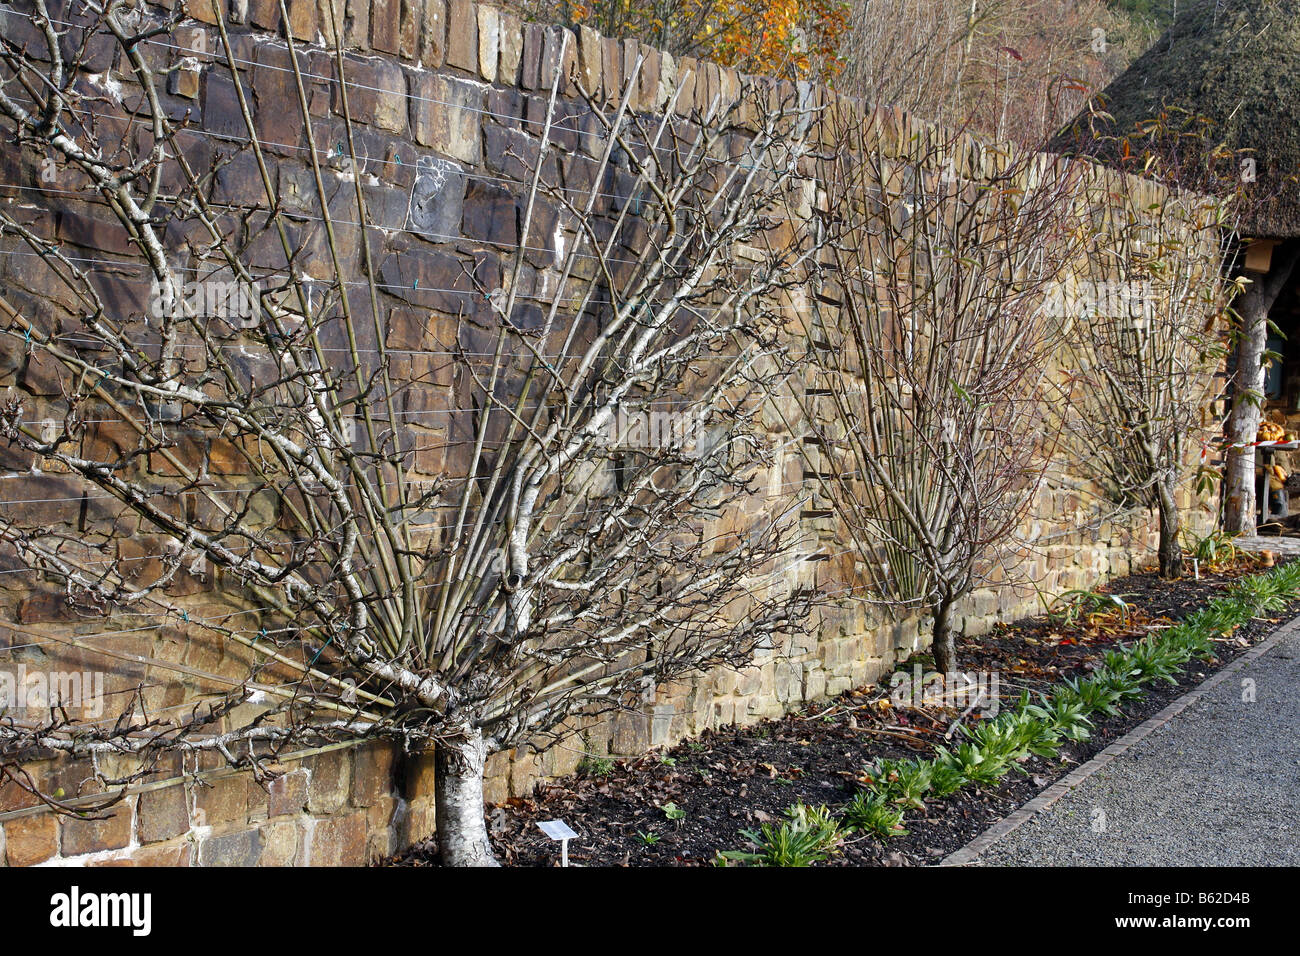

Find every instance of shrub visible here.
[1061,674,1123,717]
[719,803,843,867]
[1126,636,1185,685]
[860,757,934,810]
[842,791,909,839]
[1021,692,1094,742]
[935,740,1007,787]
[1227,575,1290,615]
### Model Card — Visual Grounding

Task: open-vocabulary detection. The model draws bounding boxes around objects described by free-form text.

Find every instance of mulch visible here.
[388,557,1297,867]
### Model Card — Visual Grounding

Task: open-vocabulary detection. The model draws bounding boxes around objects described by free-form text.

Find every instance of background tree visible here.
[0,0,820,865]
[836,0,1157,143]
[783,116,1086,673]
[1054,178,1234,578]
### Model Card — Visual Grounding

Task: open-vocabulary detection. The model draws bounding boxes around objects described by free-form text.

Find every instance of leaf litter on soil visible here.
[388,559,1292,867]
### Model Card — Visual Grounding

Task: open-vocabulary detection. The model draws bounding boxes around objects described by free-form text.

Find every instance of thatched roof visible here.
[1052,0,1300,238]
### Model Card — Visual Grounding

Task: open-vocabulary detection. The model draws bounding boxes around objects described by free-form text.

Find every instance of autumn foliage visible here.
[523,0,1164,144]
[544,0,852,82]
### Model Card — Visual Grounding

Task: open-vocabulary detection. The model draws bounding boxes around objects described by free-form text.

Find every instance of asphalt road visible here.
[975,620,1300,866]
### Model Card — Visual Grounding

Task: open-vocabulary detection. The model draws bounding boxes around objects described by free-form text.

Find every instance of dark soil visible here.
[389,558,1298,867]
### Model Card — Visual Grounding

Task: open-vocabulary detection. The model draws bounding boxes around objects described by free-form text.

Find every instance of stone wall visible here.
[0,0,1218,864]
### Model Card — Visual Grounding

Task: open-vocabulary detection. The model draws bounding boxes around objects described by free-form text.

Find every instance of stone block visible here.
[132,841,192,866]
[248,0,283,30]
[674,56,697,116]
[497,11,522,85]
[803,667,827,702]
[60,802,133,857]
[366,799,399,858]
[137,786,191,844]
[399,0,419,58]
[57,204,137,255]
[620,38,640,109]
[410,72,482,164]
[419,0,446,66]
[344,0,370,49]
[308,810,367,866]
[336,57,407,133]
[314,0,341,44]
[444,0,477,73]
[577,25,601,94]
[401,796,437,844]
[305,748,351,814]
[199,828,262,866]
[461,179,517,246]
[520,22,544,90]
[656,51,676,111]
[193,774,251,828]
[351,741,396,807]
[369,0,402,54]
[169,65,201,99]
[257,821,300,865]
[541,26,573,93]
[637,46,660,110]
[184,0,222,26]
[476,4,498,83]
[268,768,309,816]
[3,813,58,866]
[601,35,621,102]
[403,750,438,800]
[285,0,315,40]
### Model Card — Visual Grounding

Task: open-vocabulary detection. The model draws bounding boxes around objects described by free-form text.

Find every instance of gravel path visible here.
[973,619,1300,866]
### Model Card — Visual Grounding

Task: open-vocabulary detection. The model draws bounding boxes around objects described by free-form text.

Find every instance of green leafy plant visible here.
[1093,665,1144,702]
[960,710,1059,769]
[1126,636,1185,685]
[935,740,1007,787]
[928,758,968,797]
[635,830,661,846]
[578,754,616,777]
[1226,575,1290,615]
[661,802,686,822]
[1062,674,1124,717]
[1184,529,1242,569]
[999,708,1064,760]
[842,791,909,838]
[1022,692,1094,742]
[719,803,844,866]
[860,757,934,810]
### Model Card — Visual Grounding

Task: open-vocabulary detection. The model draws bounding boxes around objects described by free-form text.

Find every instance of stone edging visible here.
[939,610,1300,866]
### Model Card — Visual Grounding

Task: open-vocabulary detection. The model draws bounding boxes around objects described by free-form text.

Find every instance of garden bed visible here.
[390,558,1299,867]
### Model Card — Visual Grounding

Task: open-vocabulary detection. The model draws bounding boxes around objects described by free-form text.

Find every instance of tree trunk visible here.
[435,722,498,867]
[1155,478,1183,579]
[931,598,957,674]
[1223,280,1270,532]
[1224,247,1300,532]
